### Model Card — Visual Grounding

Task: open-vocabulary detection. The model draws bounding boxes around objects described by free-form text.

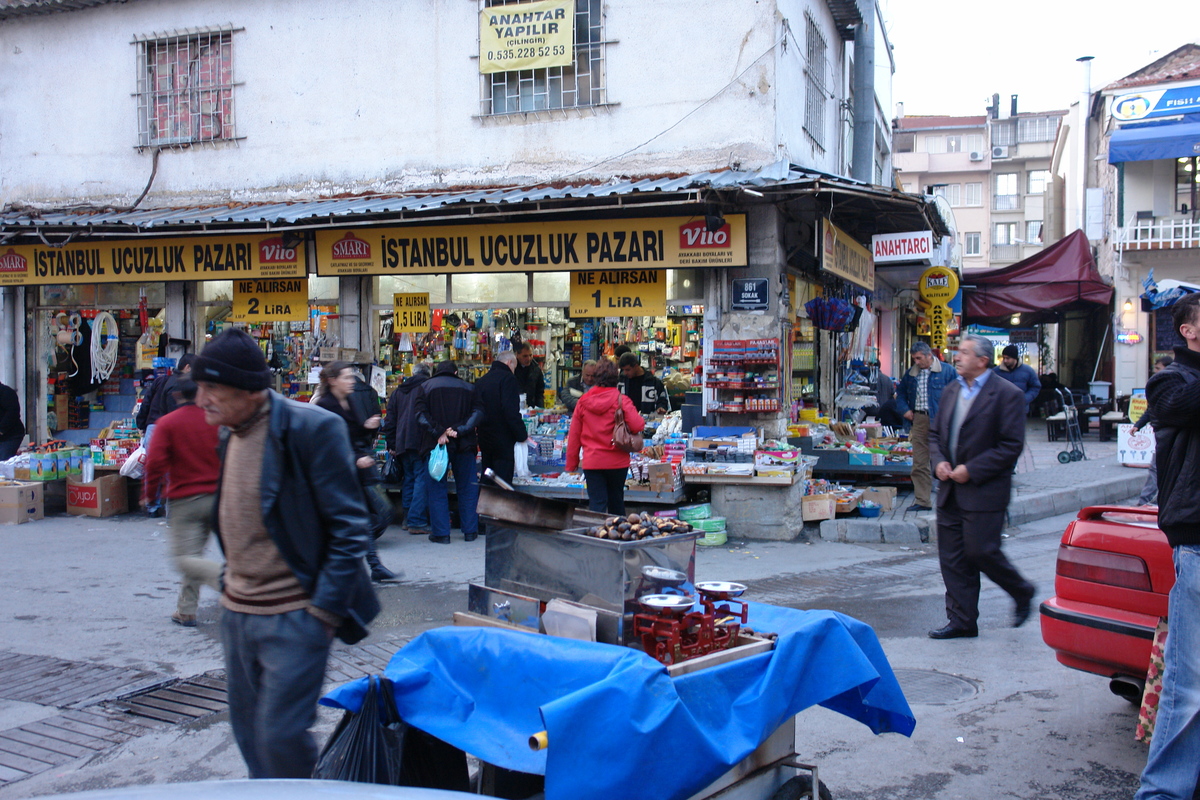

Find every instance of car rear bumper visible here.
[1039,597,1158,679]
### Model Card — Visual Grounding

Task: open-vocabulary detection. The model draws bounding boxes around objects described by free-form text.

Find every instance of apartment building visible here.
[893,101,1066,272]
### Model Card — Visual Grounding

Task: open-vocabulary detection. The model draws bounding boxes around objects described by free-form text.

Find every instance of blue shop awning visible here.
[1109,115,1200,163]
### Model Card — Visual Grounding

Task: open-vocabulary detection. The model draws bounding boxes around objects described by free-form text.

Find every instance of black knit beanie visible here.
[192,329,272,391]
[1002,345,1020,360]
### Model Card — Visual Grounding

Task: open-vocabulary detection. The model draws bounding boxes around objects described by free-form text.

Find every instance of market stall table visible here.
[323,602,915,800]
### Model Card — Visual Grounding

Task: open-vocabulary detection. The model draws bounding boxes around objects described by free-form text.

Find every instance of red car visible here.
[1040,505,1174,702]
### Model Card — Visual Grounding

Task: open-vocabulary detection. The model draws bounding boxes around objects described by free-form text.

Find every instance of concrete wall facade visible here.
[0,0,865,206]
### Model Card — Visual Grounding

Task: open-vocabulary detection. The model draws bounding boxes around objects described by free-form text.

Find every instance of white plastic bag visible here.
[514,441,532,478]
[119,445,147,480]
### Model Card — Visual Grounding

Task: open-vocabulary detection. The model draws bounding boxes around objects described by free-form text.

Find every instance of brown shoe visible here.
[171,612,197,628]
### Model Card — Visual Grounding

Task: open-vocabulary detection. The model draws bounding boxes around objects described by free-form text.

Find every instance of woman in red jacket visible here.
[566,358,646,515]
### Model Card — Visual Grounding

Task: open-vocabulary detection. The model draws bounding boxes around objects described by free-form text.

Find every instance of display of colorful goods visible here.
[89,420,142,467]
[4,442,87,481]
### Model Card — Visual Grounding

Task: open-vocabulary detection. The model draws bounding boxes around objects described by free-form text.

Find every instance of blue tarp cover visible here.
[1109,114,1200,164]
[322,603,914,800]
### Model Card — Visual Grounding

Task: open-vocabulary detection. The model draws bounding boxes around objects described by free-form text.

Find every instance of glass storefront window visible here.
[97,283,165,306]
[532,272,570,303]
[39,285,97,306]
[667,269,701,300]
[373,275,448,304]
[309,276,340,301]
[450,273,528,304]
[198,280,233,302]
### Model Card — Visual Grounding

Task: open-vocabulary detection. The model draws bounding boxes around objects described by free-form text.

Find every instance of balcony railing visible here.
[990,244,1022,262]
[994,194,1020,211]
[1118,215,1200,251]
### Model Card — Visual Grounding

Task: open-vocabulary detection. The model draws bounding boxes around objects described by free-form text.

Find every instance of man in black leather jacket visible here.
[1136,292,1200,800]
[193,329,379,780]
[414,360,484,544]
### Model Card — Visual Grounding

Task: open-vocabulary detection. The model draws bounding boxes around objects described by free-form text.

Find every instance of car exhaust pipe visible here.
[1109,675,1145,704]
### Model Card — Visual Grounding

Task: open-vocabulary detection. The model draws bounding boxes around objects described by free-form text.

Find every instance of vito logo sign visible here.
[314,216,746,276]
[0,235,305,286]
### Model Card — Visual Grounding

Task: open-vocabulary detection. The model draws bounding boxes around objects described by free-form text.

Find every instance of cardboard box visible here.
[318,347,340,362]
[54,395,69,426]
[801,493,837,522]
[648,463,675,493]
[0,481,44,524]
[66,474,129,517]
[861,486,897,510]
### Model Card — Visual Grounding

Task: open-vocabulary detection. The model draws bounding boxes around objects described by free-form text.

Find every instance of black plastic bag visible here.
[313,676,405,784]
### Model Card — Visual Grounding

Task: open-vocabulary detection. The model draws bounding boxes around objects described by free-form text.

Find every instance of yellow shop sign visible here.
[232,278,309,322]
[569,270,667,317]
[314,216,747,276]
[0,234,306,286]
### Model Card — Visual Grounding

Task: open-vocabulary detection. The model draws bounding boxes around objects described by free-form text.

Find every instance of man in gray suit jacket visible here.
[927,333,1036,639]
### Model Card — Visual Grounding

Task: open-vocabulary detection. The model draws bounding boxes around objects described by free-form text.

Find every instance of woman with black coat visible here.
[315,361,400,582]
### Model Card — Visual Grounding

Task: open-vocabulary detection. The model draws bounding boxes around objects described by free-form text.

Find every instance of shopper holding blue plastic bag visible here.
[413,361,484,544]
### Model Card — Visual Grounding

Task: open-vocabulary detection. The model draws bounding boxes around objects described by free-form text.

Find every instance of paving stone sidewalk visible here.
[819,419,1146,544]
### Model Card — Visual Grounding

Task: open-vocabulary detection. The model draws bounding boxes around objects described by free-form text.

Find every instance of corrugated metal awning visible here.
[0,161,951,242]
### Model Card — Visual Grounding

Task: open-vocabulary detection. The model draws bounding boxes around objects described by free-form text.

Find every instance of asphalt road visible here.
[0,505,1151,799]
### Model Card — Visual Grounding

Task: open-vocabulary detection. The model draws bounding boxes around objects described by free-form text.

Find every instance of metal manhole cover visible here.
[893,668,981,705]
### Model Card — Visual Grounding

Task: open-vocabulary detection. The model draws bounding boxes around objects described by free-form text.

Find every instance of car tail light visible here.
[1056,545,1152,591]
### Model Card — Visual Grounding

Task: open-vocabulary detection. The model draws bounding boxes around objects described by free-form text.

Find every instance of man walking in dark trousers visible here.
[0,380,24,460]
[894,342,953,512]
[414,360,484,544]
[1136,294,1200,800]
[474,350,529,487]
[927,333,1035,640]
[382,363,432,534]
[193,329,378,779]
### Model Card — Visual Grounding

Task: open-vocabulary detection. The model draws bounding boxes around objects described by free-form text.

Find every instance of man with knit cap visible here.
[193,329,379,779]
[992,344,1041,414]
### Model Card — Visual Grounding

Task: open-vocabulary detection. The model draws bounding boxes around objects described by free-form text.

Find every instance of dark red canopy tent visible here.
[963,230,1114,325]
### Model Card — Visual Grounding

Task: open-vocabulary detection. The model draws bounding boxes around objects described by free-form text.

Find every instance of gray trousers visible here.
[1137,458,1158,505]
[165,493,222,616]
[220,608,333,779]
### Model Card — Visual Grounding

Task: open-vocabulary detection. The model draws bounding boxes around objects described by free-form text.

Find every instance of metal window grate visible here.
[481,0,607,116]
[135,27,239,146]
[803,14,827,148]
[1017,116,1057,143]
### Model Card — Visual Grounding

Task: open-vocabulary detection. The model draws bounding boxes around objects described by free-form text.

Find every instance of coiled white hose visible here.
[90,311,120,383]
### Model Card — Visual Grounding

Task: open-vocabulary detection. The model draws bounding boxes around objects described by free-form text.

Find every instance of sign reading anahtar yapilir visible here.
[478,0,574,74]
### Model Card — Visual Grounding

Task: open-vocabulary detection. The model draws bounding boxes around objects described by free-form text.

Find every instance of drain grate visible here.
[0,635,410,786]
[0,652,163,709]
[893,668,981,705]
[108,672,228,724]
[0,707,169,784]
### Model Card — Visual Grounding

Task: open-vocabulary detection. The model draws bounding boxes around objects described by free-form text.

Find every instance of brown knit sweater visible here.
[218,397,338,627]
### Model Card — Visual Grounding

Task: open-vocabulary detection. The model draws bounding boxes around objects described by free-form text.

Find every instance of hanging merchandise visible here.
[90,311,120,383]
[803,297,854,331]
[850,297,877,362]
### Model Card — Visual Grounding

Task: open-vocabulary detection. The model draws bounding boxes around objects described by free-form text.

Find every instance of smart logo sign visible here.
[314,216,746,276]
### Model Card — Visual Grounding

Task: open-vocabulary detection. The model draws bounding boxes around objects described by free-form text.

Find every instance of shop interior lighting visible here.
[1123,299,1134,313]
[1010,314,1021,325]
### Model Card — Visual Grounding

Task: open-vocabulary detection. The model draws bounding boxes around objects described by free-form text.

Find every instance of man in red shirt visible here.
[142,378,222,627]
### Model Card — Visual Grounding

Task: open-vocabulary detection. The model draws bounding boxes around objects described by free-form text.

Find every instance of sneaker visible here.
[171,612,197,628]
[408,527,431,536]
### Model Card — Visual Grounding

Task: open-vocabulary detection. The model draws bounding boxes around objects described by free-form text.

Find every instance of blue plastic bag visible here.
[428,444,448,481]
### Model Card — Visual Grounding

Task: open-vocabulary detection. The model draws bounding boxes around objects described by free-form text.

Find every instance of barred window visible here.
[804,14,827,148]
[1018,116,1057,143]
[481,0,607,116]
[135,27,240,146]
[991,121,1016,147]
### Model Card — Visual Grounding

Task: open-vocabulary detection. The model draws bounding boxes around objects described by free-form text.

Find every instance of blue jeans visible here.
[1136,544,1200,800]
[220,608,332,779]
[427,447,478,539]
[400,451,430,530]
[143,424,163,513]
